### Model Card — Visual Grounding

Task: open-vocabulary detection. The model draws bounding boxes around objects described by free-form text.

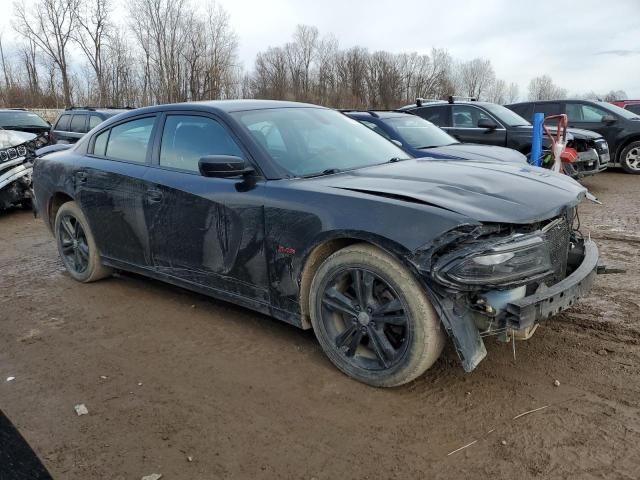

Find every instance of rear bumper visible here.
[504,239,599,330]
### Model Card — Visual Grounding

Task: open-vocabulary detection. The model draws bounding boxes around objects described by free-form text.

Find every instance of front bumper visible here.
[575,149,608,177]
[504,239,598,330]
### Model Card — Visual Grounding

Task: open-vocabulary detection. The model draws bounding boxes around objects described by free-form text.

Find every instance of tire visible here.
[309,244,445,387]
[620,141,640,174]
[54,201,112,282]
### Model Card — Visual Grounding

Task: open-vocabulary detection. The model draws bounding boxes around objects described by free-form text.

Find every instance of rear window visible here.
[55,115,71,131]
[70,115,87,133]
[0,111,49,129]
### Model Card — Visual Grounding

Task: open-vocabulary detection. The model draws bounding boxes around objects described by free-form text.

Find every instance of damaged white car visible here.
[0,129,38,210]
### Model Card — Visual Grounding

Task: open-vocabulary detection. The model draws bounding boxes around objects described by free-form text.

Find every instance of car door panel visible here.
[75,115,158,267]
[446,105,507,146]
[144,113,269,302]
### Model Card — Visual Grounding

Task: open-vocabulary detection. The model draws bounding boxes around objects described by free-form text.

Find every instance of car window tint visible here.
[581,104,609,122]
[56,115,71,131]
[70,115,86,133]
[93,129,109,156]
[105,117,155,163]
[89,115,102,129]
[160,115,243,172]
[510,104,533,120]
[626,104,640,115]
[565,103,582,121]
[417,106,448,126]
[452,105,491,128]
[360,120,392,140]
[534,103,561,117]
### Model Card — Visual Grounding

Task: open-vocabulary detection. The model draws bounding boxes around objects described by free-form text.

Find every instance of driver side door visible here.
[143,112,270,304]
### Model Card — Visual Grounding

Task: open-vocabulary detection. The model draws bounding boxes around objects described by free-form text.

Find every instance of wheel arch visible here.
[615,134,640,163]
[48,192,75,231]
[298,232,411,329]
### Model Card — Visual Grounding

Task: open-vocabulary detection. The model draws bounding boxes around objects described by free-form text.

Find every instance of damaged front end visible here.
[0,129,39,210]
[412,207,598,372]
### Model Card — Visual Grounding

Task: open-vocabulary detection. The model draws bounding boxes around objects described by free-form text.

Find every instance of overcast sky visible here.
[2,0,639,98]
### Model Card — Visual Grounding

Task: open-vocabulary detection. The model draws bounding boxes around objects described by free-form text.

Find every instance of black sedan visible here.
[33,100,599,387]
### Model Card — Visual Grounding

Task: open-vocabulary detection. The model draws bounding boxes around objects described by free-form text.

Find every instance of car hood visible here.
[306,159,586,224]
[0,129,37,149]
[512,125,601,140]
[420,143,527,163]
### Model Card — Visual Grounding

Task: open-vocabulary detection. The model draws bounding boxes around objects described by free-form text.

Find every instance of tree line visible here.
[0,0,629,110]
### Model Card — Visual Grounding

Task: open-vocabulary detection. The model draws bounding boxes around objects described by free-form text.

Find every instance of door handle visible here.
[75,171,88,185]
[145,189,163,203]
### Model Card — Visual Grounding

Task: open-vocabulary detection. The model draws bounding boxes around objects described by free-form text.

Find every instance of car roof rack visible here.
[64,105,133,111]
[415,97,446,107]
[447,95,477,104]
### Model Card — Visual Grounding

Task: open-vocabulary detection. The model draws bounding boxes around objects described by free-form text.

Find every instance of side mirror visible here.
[601,114,616,124]
[477,118,498,130]
[198,155,254,178]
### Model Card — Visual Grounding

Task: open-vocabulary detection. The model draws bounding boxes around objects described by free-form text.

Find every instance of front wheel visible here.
[54,201,112,282]
[309,244,445,387]
[620,141,640,174]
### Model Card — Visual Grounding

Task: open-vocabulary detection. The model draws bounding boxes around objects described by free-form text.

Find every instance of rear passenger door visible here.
[76,115,159,267]
[143,112,269,302]
[448,105,506,146]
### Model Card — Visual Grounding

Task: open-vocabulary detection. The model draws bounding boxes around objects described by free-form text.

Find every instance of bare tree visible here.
[73,0,112,105]
[14,0,79,105]
[486,78,507,104]
[506,82,519,103]
[456,58,495,99]
[527,75,567,101]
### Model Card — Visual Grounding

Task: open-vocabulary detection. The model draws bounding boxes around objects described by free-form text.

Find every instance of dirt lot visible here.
[1,171,639,479]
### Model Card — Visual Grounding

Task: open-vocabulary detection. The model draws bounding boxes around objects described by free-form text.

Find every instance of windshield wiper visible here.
[302,168,342,178]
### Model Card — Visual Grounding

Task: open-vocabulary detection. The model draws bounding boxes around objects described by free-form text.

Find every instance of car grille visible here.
[594,139,609,162]
[543,217,571,284]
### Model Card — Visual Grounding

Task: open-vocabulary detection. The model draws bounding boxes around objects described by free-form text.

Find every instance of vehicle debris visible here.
[74,404,89,416]
[553,379,561,387]
[141,474,163,480]
[6,376,15,382]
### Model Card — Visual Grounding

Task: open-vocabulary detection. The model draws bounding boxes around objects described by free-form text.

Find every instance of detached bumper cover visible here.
[504,239,599,330]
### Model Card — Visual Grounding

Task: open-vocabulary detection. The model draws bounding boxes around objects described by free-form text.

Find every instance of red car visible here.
[611,100,640,115]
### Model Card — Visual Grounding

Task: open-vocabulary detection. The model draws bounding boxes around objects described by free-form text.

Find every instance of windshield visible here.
[232,108,409,177]
[482,103,531,127]
[595,101,640,120]
[384,115,458,149]
[0,111,49,128]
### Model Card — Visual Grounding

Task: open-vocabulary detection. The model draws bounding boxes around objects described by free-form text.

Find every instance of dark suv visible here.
[51,107,131,144]
[401,99,610,177]
[506,99,640,174]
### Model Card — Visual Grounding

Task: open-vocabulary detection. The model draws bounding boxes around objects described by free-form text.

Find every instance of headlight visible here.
[434,234,553,288]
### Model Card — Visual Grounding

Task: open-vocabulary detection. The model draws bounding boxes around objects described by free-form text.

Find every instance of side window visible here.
[581,104,609,122]
[626,104,640,115]
[452,105,492,128]
[416,106,448,126]
[105,117,155,163]
[160,115,243,172]
[88,115,102,129]
[360,120,392,140]
[70,115,87,133]
[55,114,71,131]
[93,129,109,156]
[510,104,533,120]
[534,103,561,117]
[566,103,582,121]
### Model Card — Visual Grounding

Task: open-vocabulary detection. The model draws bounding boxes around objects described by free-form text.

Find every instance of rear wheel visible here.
[620,141,640,174]
[54,201,112,282]
[309,244,445,387]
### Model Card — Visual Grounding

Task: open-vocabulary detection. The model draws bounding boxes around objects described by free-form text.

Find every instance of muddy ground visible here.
[1,171,639,479]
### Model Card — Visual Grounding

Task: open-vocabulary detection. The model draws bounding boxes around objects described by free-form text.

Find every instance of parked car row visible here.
[506,99,640,173]
[31,99,604,386]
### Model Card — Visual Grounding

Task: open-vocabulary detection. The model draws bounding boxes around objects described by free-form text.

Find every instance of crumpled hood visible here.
[424,143,527,163]
[307,159,586,224]
[0,129,36,149]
